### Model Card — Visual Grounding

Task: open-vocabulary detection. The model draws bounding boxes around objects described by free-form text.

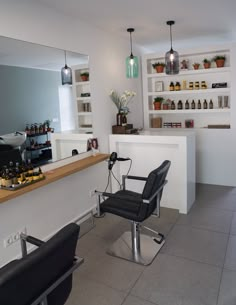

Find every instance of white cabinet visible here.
[72,65,93,133]
[142,47,231,129]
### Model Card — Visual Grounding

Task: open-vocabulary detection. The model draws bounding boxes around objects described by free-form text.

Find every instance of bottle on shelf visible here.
[25,124,30,135]
[169,82,174,91]
[185,100,190,110]
[203,99,208,109]
[198,100,201,109]
[4,168,12,187]
[175,82,181,91]
[191,100,196,109]
[177,100,183,110]
[209,99,214,109]
[171,101,176,110]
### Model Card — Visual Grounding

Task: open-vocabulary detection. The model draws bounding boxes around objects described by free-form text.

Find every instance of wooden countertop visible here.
[0,153,109,204]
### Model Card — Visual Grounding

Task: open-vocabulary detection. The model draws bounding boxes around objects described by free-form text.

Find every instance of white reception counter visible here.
[109,130,196,214]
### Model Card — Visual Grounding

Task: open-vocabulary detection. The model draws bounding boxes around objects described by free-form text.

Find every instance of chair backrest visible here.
[141,160,171,218]
[0,223,80,305]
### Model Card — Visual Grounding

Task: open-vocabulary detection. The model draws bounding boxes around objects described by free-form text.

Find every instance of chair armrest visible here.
[123,175,148,182]
[95,190,143,204]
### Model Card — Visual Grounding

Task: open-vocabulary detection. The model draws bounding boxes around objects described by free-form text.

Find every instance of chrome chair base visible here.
[107,231,165,266]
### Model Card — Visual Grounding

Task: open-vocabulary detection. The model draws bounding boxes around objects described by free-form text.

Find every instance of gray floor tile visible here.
[131,253,221,305]
[196,184,236,201]
[177,205,233,233]
[143,207,179,237]
[224,235,236,271]
[78,247,144,292]
[122,295,157,305]
[161,225,228,266]
[196,197,236,212]
[230,212,236,235]
[217,269,236,305]
[66,271,127,305]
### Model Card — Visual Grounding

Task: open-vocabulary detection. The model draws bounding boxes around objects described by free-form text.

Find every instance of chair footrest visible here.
[107,231,165,266]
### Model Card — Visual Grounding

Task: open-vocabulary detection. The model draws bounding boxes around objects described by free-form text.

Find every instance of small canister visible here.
[188,81,194,90]
[182,80,187,90]
[201,81,207,89]
[194,81,200,90]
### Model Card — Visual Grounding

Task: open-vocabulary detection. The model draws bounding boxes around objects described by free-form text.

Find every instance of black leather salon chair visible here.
[0,223,83,305]
[95,160,171,265]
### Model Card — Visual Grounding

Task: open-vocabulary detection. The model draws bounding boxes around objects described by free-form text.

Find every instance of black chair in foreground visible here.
[95,160,171,265]
[0,223,83,305]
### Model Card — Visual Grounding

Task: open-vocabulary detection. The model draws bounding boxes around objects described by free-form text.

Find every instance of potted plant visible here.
[193,63,200,70]
[203,59,211,69]
[153,97,164,110]
[213,55,226,68]
[44,119,52,132]
[80,72,89,81]
[152,62,165,73]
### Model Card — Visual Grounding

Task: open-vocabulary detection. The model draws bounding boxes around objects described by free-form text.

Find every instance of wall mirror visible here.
[0,35,90,165]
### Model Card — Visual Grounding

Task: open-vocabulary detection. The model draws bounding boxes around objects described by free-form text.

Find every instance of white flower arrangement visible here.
[109,90,136,115]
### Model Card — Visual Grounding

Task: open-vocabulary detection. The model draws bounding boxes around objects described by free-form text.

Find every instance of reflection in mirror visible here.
[0,36,92,166]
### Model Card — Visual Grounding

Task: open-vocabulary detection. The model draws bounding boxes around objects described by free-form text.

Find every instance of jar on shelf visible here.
[201,81,207,89]
[194,81,200,90]
[188,82,194,90]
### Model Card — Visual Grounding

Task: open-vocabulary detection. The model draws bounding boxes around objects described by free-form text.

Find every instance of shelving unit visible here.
[142,47,231,129]
[72,65,93,133]
[25,132,52,166]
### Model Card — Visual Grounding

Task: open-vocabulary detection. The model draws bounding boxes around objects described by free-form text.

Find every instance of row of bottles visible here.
[168,99,214,110]
[25,123,47,135]
[0,160,44,188]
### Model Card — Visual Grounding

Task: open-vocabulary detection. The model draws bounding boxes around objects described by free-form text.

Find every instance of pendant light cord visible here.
[64,50,67,66]
[129,31,133,57]
[169,24,173,50]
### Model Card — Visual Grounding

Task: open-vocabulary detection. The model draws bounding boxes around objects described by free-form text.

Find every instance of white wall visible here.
[0,161,108,267]
[0,0,143,152]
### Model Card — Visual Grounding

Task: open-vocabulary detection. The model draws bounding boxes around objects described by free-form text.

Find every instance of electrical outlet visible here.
[3,227,27,248]
[89,189,96,197]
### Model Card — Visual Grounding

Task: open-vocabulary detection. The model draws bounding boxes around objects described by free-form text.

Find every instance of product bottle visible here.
[171,101,176,110]
[191,99,195,109]
[209,99,214,109]
[198,100,201,109]
[177,100,183,110]
[4,169,12,187]
[203,99,208,109]
[185,100,189,110]
[175,82,181,91]
[169,82,174,91]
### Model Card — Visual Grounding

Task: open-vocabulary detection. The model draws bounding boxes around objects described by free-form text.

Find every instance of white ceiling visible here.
[34,0,236,52]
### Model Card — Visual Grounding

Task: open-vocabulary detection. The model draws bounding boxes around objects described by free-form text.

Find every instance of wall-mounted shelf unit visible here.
[72,65,93,133]
[142,47,231,130]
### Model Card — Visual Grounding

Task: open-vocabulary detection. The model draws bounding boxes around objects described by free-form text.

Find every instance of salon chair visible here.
[0,223,83,305]
[95,160,171,265]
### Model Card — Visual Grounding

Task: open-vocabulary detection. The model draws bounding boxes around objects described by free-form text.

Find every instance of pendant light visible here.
[165,20,179,75]
[126,28,139,78]
[61,50,72,85]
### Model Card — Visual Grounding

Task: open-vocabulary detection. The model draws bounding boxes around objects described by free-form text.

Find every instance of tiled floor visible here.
[66,183,236,305]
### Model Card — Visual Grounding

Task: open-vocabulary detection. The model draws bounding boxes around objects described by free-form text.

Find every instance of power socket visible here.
[3,227,27,248]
